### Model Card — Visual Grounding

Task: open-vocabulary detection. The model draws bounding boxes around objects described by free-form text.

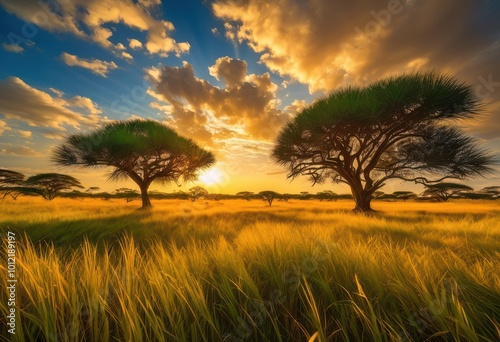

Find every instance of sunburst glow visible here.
[198,167,223,186]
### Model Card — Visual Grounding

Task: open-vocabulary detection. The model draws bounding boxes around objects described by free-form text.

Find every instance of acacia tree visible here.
[236,191,254,201]
[479,186,500,199]
[316,190,337,201]
[0,169,25,199]
[422,183,473,202]
[53,120,215,209]
[259,191,279,206]
[392,191,417,202]
[189,186,208,202]
[26,173,83,200]
[273,72,493,212]
[86,186,100,194]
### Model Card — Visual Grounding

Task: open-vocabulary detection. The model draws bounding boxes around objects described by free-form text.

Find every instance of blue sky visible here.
[0,0,499,195]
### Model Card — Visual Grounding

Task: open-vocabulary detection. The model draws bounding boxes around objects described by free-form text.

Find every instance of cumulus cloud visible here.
[0,77,108,130]
[0,0,189,57]
[212,0,500,140]
[209,56,247,87]
[128,38,143,49]
[60,52,118,77]
[121,51,134,61]
[147,58,290,147]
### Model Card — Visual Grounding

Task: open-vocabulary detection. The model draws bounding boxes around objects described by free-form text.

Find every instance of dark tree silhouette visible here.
[272,72,493,212]
[479,186,500,199]
[115,188,139,202]
[258,191,279,206]
[189,186,208,202]
[86,186,100,194]
[236,191,254,201]
[392,191,417,202]
[53,119,215,209]
[0,169,25,199]
[26,173,83,200]
[422,183,473,202]
[316,190,337,201]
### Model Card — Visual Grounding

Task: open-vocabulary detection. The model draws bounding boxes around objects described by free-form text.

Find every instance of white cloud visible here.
[60,52,118,77]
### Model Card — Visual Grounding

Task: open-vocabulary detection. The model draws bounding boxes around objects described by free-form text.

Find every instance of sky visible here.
[0,0,499,195]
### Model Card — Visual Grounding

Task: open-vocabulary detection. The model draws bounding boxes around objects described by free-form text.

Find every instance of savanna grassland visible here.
[0,197,499,341]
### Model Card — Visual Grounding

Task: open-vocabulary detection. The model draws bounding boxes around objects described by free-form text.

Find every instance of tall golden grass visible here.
[1,197,499,341]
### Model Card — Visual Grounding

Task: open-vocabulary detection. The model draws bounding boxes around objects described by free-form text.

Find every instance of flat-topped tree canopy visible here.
[273,72,494,212]
[53,119,215,208]
[26,173,83,200]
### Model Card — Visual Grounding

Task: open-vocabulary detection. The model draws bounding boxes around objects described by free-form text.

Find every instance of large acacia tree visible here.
[273,72,493,212]
[53,119,215,209]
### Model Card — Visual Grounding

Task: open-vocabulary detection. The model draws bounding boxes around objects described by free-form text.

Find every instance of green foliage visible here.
[273,72,494,212]
[53,119,215,208]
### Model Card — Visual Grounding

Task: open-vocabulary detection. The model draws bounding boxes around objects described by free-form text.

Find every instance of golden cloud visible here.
[147,58,291,147]
[60,52,118,77]
[0,77,109,130]
[0,0,189,58]
[212,0,500,141]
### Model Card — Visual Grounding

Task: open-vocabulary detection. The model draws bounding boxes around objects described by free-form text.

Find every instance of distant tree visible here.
[422,183,473,202]
[236,191,254,201]
[25,173,83,200]
[479,186,500,199]
[115,188,140,202]
[300,191,313,200]
[189,186,208,202]
[0,169,25,200]
[53,119,215,209]
[372,191,385,200]
[316,190,337,202]
[273,72,493,212]
[259,191,279,206]
[86,186,100,194]
[279,193,291,202]
[392,191,417,202]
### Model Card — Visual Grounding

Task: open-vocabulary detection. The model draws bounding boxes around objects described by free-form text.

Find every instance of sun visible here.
[198,167,223,186]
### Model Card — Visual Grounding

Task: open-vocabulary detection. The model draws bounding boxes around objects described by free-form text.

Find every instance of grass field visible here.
[1,197,499,341]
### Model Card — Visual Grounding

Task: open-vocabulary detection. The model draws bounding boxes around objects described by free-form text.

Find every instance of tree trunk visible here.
[139,184,152,209]
[352,190,374,213]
